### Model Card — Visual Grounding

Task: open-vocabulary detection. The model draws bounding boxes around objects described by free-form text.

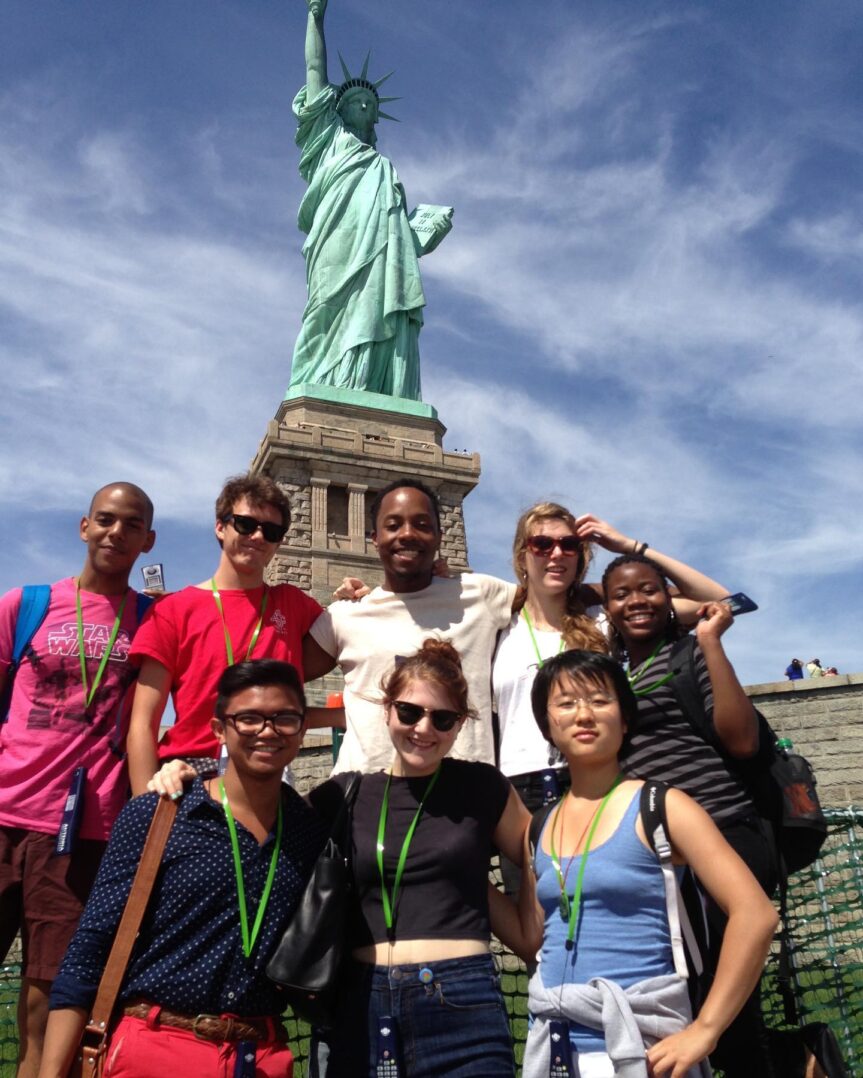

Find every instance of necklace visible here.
[219,780,283,958]
[210,579,269,666]
[376,765,441,942]
[522,608,565,668]
[548,774,622,949]
[627,637,674,696]
[75,579,128,709]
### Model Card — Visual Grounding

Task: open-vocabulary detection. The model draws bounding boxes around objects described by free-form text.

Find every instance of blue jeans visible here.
[319,953,515,1077]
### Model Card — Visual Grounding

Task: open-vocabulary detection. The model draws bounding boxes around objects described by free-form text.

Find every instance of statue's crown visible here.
[335,52,400,121]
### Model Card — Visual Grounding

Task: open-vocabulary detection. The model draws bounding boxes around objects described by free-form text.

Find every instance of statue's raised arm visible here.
[304,0,328,102]
[288,0,453,403]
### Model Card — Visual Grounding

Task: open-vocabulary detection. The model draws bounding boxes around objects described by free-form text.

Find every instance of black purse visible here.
[266,773,360,1027]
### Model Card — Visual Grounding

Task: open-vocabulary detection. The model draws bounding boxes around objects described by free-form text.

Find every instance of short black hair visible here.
[214,659,306,719]
[530,649,638,743]
[88,483,154,529]
[369,477,441,533]
[600,552,671,601]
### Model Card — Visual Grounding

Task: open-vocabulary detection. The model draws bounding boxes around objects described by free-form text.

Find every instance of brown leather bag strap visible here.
[87,797,178,1031]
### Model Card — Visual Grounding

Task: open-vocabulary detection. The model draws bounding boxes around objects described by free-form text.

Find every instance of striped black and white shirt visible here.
[620,637,754,828]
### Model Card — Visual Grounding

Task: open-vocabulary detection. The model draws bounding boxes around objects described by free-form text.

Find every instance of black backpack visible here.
[668,635,826,876]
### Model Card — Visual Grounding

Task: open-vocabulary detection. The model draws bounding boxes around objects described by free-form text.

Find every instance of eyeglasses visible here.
[223,513,287,544]
[391,700,462,733]
[222,710,304,736]
[525,535,582,557]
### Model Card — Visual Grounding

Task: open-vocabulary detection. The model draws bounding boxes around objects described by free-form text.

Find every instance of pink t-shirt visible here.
[0,579,147,841]
[129,583,323,761]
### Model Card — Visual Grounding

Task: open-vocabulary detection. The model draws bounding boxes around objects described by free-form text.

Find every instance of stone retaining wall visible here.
[292,673,863,804]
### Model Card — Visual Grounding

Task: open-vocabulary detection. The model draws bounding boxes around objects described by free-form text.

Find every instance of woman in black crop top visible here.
[310,639,534,1077]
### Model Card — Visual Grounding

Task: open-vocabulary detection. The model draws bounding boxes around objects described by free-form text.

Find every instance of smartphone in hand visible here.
[722,592,758,616]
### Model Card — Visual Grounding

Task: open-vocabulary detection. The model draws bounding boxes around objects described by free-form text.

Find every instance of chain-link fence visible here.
[3,809,861,1077]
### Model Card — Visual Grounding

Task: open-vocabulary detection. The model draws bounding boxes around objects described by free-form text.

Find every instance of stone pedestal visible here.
[248,391,481,609]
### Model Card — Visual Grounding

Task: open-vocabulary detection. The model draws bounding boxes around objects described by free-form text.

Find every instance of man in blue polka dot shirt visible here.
[40,659,327,1078]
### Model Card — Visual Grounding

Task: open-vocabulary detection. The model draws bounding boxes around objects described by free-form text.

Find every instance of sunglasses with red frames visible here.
[391,700,462,732]
[222,513,287,544]
[525,535,582,557]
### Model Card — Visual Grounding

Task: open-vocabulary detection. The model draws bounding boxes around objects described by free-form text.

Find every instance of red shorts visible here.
[0,825,106,982]
[102,1015,293,1077]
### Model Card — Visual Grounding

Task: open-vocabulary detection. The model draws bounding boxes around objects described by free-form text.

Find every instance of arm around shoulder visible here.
[127,658,172,796]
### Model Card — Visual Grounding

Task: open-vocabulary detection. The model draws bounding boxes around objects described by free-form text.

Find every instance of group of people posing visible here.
[1,473,783,1077]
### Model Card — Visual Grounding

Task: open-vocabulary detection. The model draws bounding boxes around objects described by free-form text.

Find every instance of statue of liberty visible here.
[289,0,453,402]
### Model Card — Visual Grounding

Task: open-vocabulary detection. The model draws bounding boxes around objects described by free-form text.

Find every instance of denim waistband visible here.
[356,952,496,985]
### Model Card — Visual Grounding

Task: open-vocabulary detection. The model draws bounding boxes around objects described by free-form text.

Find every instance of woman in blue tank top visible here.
[492,650,777,1078]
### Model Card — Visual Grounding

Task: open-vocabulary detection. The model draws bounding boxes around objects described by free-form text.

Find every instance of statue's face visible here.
[338,89,378,143]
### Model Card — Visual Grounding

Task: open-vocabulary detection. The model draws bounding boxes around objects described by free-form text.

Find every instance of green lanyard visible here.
[75,580,128,709]
[522,608,565,668]
[549,774,622,949]
[220,781,283,959]
[210,579,269,666]
[376,765,441,940]
[627,637,674,697]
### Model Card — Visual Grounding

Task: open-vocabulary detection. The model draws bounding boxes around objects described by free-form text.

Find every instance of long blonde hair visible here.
[512,502,609,655]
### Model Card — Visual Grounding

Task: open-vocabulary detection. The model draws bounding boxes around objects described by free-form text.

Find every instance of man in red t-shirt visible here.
[127,474,324,795]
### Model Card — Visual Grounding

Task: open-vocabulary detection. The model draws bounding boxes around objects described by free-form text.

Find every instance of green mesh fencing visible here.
[3,809,862,1077]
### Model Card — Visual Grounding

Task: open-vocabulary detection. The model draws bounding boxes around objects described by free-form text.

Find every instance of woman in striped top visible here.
[602,552,778,1078]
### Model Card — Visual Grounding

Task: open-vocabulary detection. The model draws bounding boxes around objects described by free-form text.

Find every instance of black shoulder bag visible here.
[266,773,361,1027]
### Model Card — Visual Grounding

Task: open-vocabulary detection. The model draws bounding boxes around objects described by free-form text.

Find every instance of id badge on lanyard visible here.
[233,1041,256,1078]
[376,1015,401,1078]
[541,767,562,806]
[548,1020,579,1078]
[55,767,87,855]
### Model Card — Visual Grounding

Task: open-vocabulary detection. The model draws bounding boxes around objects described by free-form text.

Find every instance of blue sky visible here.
[1,0,860,685]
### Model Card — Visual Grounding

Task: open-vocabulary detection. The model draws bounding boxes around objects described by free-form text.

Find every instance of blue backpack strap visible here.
[135,592,154,624]
[109,591,153,757]
[12,584,52,664]
[1,584,53,723]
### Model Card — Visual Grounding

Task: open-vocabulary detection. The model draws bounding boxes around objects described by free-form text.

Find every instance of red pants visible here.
[102,1014,293,1077]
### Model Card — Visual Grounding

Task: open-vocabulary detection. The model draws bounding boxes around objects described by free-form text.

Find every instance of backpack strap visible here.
[107,591,155,757]
[528,801,557,862]
[0,584,53,723]
[12,584,53,663]
[640,781,703,980]
[668,635,714,744]
[135,592,154,624]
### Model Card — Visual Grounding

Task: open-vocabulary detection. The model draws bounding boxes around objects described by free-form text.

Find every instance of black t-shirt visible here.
[619,637,754,827]
[309,759,510,947]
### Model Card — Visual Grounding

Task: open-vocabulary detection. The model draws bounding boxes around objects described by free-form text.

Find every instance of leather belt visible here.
[122,1000,285,1043]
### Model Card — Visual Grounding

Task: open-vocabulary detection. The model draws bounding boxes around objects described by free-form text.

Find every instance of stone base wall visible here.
[746,673,863,807]
[250,396,481,609]
[293,674,863,805]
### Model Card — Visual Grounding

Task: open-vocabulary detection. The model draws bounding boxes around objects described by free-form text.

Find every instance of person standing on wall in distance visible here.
[493,506,729,898]
[126,474,325,795]
[602,552,778,1077]
[308,640,534,1076]
[785,658,804,680]
[38,660,327,1078]
[302,478,517,774]
[0,483,156,1078]
[289,0,452,399]
[492,649,777,1078]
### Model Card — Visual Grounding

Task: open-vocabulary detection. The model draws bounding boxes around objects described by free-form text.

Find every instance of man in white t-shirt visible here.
[302,479,516,773]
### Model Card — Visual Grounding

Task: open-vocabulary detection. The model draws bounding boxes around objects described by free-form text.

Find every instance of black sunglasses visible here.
[525,535,582,557]
[391,700,461,733]
[223,513,287,544]
[223,710,304,736]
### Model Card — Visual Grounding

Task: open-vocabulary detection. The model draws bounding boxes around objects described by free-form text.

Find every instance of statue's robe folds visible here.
[289,84,425,400]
